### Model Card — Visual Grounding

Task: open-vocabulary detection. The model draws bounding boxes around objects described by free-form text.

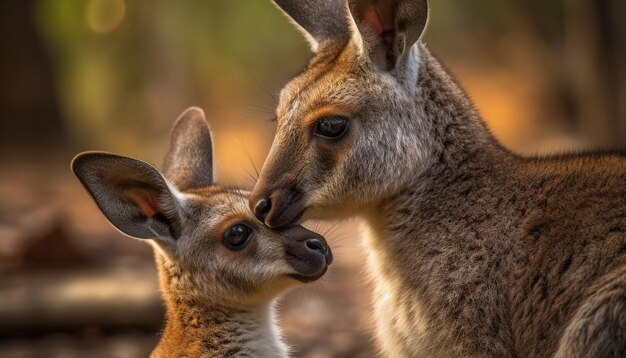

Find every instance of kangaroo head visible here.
[251,0,432,228]
[73,108,332,307]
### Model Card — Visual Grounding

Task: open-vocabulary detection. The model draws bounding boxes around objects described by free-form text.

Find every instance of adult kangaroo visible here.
[250,0,626,357]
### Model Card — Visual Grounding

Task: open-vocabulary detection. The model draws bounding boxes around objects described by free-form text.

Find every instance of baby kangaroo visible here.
[250,0,625,357]
[72,107,332,357]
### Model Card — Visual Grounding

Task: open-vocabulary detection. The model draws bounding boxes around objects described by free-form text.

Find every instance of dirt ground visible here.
[0,155,378,358]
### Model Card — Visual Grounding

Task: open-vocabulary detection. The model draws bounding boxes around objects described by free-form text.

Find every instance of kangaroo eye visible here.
[314,116,349,139]
[222,223,253,250]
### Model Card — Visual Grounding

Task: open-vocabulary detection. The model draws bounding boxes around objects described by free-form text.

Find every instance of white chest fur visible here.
[362,223,440,358]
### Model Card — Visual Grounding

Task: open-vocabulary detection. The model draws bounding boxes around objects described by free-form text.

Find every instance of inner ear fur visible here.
[348,0,429,71]
[72,152,182,240]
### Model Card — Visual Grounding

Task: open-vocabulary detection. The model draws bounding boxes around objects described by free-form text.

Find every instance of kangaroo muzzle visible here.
[281,225,333,283]
[250,185,306,228]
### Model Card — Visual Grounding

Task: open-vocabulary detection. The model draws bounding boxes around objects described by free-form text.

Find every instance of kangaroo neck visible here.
[359,49,518,349]
[364,44,513,234]
[152,256,286,357]
[414,44,503,171]
[362,44,506,211]
[153,297,285,358]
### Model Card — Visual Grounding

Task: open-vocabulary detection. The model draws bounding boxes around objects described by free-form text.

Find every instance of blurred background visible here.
[1,0,625,357]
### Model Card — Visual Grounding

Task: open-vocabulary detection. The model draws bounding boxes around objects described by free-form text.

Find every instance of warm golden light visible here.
[214,126,267,185]
[86,0,126,34]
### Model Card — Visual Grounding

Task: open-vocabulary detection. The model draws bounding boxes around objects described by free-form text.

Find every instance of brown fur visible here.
[251,1,626,356]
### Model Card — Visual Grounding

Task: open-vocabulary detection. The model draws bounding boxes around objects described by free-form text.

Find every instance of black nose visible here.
[305,238,327,255]
[304,237,332,264]
[254,197,271,221]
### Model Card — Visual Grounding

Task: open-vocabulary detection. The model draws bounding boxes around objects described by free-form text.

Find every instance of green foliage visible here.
[33,0,308,154]
[32,0,570,154]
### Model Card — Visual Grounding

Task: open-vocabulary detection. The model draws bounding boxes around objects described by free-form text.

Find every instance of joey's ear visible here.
[273,0,350,51]
[72,152,183,242]
[162,107,214,190]
[348,0,429,71]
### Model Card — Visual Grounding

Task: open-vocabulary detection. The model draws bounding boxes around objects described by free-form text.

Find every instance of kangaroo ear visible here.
[162,107,214,190]
[348,0,429,71]
[273,0,350,52]
[72,152,183,242]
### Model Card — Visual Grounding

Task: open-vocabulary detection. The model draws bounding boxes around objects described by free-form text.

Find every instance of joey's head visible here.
[72,108,332,308]
[251,0,434,228]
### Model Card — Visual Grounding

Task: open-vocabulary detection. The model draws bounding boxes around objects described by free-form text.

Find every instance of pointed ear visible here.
[273,0,350,51]
[348,0,429,71]
[72,152,183,242]
[162,107,214,190]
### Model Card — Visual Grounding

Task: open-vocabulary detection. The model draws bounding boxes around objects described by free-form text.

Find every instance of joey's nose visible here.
[254,197,272,221]
[305,238,333,264]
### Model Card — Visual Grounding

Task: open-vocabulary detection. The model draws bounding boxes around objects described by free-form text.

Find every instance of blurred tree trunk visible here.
[0,0,66,153]
[513,0,626,148]
[565,0,626,147]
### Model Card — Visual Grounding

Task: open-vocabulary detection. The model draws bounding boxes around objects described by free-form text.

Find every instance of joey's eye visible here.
[313,116,349,139]
[222,223,253,250]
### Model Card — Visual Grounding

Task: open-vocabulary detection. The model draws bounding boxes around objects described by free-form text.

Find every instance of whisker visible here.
[232,138,260,181]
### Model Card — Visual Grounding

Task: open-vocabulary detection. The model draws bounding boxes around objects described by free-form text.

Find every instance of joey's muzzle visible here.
[281,226,332,283]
